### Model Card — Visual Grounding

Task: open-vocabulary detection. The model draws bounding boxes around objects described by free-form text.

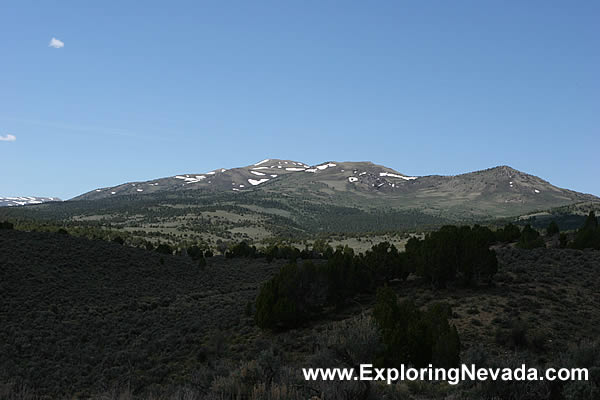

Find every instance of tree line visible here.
[255,224,501,330]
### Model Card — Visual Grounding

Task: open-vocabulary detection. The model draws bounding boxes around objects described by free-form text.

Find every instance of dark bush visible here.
[571,211,600,250]
[255,261,326,329]
[495,223,521,243]
[187,245,205,261]
[517,224,544,249]
[0,220,14,229]
[373,286,460,368]
[546,221,560,236]
[362,241,410,283]
[155,243,173,255]
[325,246,371,306]
[559,232,569,248]
[406,225,498,287]
[226,241,257,258]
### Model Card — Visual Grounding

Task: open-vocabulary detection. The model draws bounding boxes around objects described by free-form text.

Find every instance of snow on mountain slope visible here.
[72,159,423,200]
[70,160,598,218]
[0,196,62,207]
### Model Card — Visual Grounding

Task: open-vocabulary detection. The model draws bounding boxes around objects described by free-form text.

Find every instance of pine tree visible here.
[546,221,560,236]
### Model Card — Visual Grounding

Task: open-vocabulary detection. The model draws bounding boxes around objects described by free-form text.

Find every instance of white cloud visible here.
[0,134,16,142]
[49,37,64,48]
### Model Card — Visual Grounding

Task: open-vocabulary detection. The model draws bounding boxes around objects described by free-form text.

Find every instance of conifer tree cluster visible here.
[373,286,460,368]
[255,225,500,329]
[405,225,498,288]
[571,211,600,250]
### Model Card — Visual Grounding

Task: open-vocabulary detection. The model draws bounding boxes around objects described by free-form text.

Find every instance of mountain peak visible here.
[250,158,308,168]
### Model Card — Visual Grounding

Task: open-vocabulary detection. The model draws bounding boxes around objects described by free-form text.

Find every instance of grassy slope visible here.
[0,190,451,247]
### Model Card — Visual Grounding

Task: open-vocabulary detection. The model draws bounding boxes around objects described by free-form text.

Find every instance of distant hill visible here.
[0,196,61,207]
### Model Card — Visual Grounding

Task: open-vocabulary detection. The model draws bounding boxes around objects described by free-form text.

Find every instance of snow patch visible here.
[175,175,206,184]
[316,163,337,170]
[348,177,358,183]
[250,170,266,176]
[285,167,305,171]
[254,159,270,166]
[379,172,417,180]
[248,178,269,186]
[534,189,540,193]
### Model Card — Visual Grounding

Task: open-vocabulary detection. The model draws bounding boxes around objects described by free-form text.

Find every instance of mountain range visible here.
[2,159,598,242]
[75,159,596,216]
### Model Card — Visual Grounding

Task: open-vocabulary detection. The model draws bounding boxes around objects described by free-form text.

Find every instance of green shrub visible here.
[495,223,521,243]
[560,232,569,248]
[226,241,258,258]
[372,286,460,368]
[571,211,600,250]
[546,220,560,236]
[0,220,14,229]
[517,224,544,249]
[406,225,498,287]
[155,243,173,255]
[362,241,410,283]
[255,261,326,329]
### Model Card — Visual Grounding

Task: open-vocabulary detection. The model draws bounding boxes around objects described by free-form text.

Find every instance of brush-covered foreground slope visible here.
[0,229,286,397]
[2,229,600,399]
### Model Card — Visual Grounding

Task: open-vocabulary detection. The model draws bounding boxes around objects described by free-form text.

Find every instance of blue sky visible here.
[1,1,598,199]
